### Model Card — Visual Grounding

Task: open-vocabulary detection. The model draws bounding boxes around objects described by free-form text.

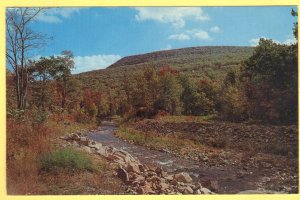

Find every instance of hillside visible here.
[75,46,254,90]
[108,46,253,69]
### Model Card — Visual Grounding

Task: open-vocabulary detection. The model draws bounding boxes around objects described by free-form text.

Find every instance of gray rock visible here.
[200,187,213,194]
[174,172,193,183]
[183,186,194,194]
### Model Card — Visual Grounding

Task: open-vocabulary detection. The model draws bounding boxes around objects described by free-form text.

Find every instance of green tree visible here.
[241,38,297,123]
[157,72,182,115]
[29,57,57,109]
[291,9,298,41]
[51,51,75,111]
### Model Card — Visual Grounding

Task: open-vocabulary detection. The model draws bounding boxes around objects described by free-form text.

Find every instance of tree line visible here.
[6,8,298,125]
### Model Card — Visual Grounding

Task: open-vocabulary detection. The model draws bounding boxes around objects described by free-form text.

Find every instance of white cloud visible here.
[194,30,210,40]
[249,36,296,46]
[248,38,262,46]
[134,7,209,28]
[186,29,211,40]
[161,44,172,50]
[36,8,83,23]
[168,29,211,41]
[283,37,297,45]
[210,26,220,33]
[168,33,190,41]
[73,54,122,74]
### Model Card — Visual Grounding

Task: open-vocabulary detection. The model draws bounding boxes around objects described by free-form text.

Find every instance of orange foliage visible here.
[158,64,178,76]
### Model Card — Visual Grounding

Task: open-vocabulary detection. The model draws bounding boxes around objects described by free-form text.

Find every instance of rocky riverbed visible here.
[60,121,298,194]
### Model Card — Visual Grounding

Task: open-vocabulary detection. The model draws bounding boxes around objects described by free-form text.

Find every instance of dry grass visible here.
[37,153,125,195]
[154,114,216,124]
[6,114,124,195]
[115,125,202,153]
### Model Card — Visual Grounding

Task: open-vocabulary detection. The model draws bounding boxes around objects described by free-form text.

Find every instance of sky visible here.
[25,6,298,74]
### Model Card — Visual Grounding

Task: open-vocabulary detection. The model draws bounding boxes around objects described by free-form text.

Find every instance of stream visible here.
[87,121,260,194]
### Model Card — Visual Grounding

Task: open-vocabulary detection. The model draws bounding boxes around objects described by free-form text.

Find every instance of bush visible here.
[75,110,91,123]
[38,148,93,172]
[34,110,50,124]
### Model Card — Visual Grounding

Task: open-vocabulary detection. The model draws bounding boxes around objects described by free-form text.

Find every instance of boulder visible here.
[174,172,193,183]
[136,187,145,194]
[203,180,219,192]
[96,146,108,157]
[155,166,166,177]
[200,187,213,194]
[157,182,169,193]
[194,189,202,194]
[88,143,102,150]
[117,167,129,182]
[138,164,147,172]
[78,137,89,146]
[143,182,155,194]
[134,175,145,183]
[70,134,80,141]
[183,186,194,194]
[127,163,140,173]
[165,175,174,181]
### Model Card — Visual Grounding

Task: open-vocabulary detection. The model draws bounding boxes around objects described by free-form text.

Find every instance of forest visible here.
[6,8,298,194]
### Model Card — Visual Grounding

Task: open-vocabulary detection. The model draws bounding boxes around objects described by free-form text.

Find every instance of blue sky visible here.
[28,6,297,74]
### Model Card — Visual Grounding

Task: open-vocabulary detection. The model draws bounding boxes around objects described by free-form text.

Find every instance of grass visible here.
[6,114,122,195]
[38,148,93,172]
[37,153,125,195]
[47,115,97,137]
[154,114,216,124]
[115,125,201,153]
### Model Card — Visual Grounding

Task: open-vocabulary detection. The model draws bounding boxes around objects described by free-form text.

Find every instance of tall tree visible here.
[6,8,47,110]
[291,9,298,41]
[51,51,75,111]
[158,71,182,115]
[29,57,56,109]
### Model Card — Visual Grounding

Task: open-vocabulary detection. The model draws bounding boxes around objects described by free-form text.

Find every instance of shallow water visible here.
[87,121,259,194]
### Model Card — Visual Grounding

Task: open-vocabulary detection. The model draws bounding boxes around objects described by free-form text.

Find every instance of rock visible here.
[170,179,178,186]
[134,175,145,183]
[174,172,193,183]
[194,182,203,190]
[96,146,108,157]
[200,187,213,194]
[88,143,102,150]
[117,167,129,182]
[78,137,89,146]
[155,166,165,177]
[106,146,116,154]
[158,182,169,192]
[138,164,147,172]
[81,146,92,153]
[203,180,219,192]
[165,175,174,181]
[177,186,186,193]
[143,182,155,194]
[136,187,144,194]
[194,189,202,194]
[127,163,140,173]
[183,186,194,194]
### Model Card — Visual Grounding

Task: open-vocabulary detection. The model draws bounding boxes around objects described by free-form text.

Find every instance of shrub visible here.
[75,110,90,124]
[34,110,50,124]
[38,148,93,172]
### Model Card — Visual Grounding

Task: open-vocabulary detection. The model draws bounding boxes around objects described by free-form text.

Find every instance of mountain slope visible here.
[107,46,253,69]
[75,46,254,90]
